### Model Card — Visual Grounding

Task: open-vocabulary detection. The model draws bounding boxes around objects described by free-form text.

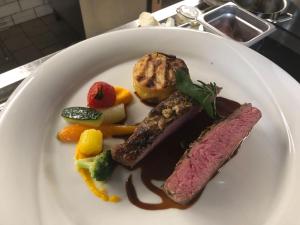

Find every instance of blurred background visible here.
[0,0,179,74]
[0,0,299,82]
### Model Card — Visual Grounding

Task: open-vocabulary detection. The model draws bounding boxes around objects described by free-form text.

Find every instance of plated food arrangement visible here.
[57,52,261,209]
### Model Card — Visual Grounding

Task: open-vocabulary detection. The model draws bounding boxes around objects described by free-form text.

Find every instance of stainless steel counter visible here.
[0,53,55,112]
[0,0,201,114]
[4,0,295,114]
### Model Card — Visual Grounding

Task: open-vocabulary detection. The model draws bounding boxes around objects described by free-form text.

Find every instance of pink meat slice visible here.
[163,103,262,204]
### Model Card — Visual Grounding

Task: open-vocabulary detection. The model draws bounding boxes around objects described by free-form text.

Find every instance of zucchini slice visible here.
[61,107,103,127]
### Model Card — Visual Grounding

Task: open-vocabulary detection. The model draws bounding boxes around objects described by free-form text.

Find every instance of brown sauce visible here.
[126,175,189,210]
[125,97,240,210]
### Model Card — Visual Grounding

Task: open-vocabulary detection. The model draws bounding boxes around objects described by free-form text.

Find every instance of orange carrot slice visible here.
[57,123,136,142]
[57,124,92,142]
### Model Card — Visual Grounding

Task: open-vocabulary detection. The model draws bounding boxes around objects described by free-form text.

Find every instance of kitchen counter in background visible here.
[79,0,148,38]
[0,0,300,113]
[49,0,181,38]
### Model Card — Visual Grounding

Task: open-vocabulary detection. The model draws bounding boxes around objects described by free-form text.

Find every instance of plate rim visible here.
[0,27,299,225]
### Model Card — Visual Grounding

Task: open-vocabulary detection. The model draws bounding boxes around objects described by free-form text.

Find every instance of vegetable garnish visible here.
[95,87,104,100]
[87,82,116,108]
[57,124,92,142]
[114,86,133,105]
[100,104,126,124]
[57,123,137,143]
[99,124,136,137]
[78,168,109,201]
[75,148,120,202]
[175,70,218,118]
[76,150,115,181]
[61,107,103,127]
[77,129,103,156]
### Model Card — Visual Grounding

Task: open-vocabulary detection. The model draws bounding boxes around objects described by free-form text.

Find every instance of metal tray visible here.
[199,2,275,46]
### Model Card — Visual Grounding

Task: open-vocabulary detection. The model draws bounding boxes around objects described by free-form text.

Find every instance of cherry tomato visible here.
[87,82,116,108]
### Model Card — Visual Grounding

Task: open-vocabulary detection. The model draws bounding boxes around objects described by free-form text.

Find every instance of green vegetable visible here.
[95,87,104,100]
[61,107,103,127]
[75,150,114,181]
[175,70,218,118]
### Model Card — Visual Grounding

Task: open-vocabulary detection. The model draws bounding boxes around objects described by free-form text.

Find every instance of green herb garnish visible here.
[175,70,218,118]
[95,87,104,100]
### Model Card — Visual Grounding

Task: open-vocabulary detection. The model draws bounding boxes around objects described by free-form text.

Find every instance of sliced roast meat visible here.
[163,103,262,204]
[111,91,202,168]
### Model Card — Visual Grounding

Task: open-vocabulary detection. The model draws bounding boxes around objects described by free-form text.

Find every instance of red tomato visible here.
[87,82,116,108]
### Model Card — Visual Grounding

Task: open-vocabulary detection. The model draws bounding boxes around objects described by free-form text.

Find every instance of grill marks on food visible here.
[134,52,188,90]
[133,52,190,104]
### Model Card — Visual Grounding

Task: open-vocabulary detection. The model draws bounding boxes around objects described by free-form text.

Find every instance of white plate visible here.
[0,28,299,225]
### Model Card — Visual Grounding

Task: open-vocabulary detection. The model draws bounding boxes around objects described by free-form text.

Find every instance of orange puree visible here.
[75,148,121,203]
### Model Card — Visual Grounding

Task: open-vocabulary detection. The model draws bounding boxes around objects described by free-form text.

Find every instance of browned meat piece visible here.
[163,103,262,204]
[111,91,202,168]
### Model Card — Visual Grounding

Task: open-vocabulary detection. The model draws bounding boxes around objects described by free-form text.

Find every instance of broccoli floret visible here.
[76,150,114,181]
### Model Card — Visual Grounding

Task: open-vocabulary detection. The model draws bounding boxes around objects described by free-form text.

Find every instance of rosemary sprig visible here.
[175,70,218,118]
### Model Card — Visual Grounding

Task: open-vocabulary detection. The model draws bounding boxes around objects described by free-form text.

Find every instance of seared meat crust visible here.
[112,91,199,167]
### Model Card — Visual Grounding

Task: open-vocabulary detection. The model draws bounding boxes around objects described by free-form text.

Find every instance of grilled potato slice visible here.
[133,52,189,104]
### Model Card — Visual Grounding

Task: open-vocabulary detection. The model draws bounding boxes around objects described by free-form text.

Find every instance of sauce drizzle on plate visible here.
[126,97,240,210]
